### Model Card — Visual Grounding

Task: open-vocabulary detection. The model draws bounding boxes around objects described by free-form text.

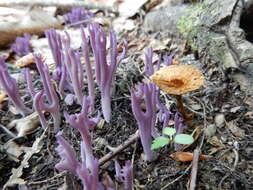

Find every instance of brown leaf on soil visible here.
[227,120,245,138]
[3,139,29,162]
[245,111,253,117]
[170,152,212,162]
[0,93,7,104]
[244,98,253,107]
[8,112,40,137]
[3,129,47,189]
[220,151,234,164]
[0,8,62,47]
[15,53,45,69]
[207,136,225,147]
[207,136,226,155]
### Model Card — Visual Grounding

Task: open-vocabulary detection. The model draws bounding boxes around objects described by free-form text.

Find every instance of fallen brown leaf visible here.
[227,120,245,138]
[3,128,47,189]
[15,53,45,69]
[170,152,212,162]
[3,139,29,162]
[8,112,40,137]
[0,93,7,104]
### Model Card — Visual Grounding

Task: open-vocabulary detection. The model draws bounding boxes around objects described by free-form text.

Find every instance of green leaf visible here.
[151,136,170,150]
[174,134,194,145]
[163,127,176,136]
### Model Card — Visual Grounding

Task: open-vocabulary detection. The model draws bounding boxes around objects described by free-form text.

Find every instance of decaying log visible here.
[144,0,253,92]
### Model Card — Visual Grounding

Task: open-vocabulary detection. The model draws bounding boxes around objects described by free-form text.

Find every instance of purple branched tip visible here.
[88,23,127,122]
[163,55,173,66]
[11,33,31,56]
[144,47,154,76]
[76,159,104,190]
[131,82,157,161]
[55,135,80,173]
[64,96,100,171]
[0,57,31,116]
[33,54,61,132]
[65,7,94,27]
[115,160,134,190]
[63,47,84,105]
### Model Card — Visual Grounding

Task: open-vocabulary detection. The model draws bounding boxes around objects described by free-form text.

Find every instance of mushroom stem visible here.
[175,95,192,123]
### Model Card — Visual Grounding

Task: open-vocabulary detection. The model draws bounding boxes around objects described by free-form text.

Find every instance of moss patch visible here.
[177,3,207,48]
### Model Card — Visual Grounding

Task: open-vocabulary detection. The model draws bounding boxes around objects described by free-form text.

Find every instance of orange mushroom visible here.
[150,65,204,123]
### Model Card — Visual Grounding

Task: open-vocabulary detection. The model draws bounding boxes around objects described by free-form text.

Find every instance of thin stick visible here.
[161,164,192,190]
[99,131,139,166]
[27,171,67,185]
[0,0,117,13]
[188,148,200,190]
[0,124,17,138]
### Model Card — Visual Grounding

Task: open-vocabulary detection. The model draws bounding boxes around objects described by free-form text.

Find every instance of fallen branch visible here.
[99,131,139,166]
[188,148,200,190]
[0,124,17,138]
[0,0,117,13]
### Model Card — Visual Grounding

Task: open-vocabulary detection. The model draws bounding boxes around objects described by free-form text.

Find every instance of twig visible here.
[27,171,67,185]
[188,148,200,190]
[0,124,17,138]
[232,148,239,170]
[192,96,207,149]
[99,131,139,166]
[161,164,192,190]
[0,0,117,13]
[218,173,230,189]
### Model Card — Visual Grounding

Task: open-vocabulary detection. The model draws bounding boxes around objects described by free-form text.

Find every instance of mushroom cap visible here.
[150,65,204,95]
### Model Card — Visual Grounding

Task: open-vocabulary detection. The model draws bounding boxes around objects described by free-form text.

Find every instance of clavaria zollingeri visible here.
[131,82,157,161]
[11,33,31,56]
[89,23,127,122]
[33,54,61,132]
[0,57,31,116]
[65,7,94,27]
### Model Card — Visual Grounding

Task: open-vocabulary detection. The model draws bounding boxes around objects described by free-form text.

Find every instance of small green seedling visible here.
[151,127,194,150]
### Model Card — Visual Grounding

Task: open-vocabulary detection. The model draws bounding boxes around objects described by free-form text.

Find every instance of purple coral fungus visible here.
[88,23,127,122]
[115,161,134,190]
[64,96,100,171]
[11,33,31,56]
[65,7,94,27]
[33,54,60,132]
[0,57,31,116]
[130,82,157,161]
[62,46,84,105]
[81,27,95,110]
